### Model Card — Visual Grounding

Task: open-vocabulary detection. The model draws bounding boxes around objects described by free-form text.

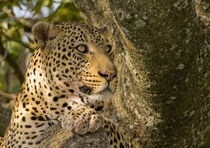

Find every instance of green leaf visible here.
[47,0,54,8]
[0,13,8,20]
[46,2,83,23]
[0,63,9,91]
[32,0,44,15]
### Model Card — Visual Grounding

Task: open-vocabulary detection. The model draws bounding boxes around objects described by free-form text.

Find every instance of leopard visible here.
[1,21,131,148]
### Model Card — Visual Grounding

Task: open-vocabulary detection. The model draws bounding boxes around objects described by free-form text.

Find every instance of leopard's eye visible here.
[76,44,88,53]
[106,44,112,54]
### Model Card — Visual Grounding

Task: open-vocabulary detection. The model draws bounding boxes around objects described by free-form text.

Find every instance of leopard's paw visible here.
[61,107,104,135]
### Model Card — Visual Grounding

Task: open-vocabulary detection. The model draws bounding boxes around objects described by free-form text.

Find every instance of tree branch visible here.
[0,35,25,83]
[0,49,7,64]
[0,90,16,100]
[40,125,109,148]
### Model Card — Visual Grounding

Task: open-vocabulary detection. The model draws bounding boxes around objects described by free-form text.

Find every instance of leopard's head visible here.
[32,22,117,103]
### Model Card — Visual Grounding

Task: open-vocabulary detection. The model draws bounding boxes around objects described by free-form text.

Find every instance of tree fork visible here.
[36,0,210,147]
[72,0,210,147]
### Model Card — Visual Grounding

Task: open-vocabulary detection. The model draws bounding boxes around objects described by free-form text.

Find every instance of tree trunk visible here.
[41,0,210,147]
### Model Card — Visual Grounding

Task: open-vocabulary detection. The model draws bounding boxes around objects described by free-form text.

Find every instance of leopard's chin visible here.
[95,82,116,94]
[87,89,112,104]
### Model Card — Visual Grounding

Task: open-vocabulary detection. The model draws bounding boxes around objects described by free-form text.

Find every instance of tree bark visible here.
[41,0,210,147]
[40,124,109,148]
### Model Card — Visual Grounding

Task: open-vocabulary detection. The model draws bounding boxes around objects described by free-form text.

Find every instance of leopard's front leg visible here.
[58,101,104,135]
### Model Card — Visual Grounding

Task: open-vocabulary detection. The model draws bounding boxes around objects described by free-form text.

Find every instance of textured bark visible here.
[40,125,108,148]
[40,0,210,147]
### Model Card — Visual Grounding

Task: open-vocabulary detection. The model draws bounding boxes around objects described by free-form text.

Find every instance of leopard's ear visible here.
[32,22,60,49]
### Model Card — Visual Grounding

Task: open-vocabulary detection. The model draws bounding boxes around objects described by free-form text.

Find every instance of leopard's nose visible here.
[98,71,117,81]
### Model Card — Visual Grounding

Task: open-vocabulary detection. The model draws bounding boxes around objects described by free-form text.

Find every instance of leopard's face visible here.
[32,22,117,103]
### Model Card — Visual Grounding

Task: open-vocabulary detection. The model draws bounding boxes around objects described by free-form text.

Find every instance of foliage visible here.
[0,0,83,93]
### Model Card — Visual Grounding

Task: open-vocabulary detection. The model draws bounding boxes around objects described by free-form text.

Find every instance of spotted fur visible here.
[1,22,130,148]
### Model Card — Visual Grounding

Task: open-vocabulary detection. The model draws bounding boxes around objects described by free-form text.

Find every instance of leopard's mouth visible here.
[79,85,115,95]
[104,81,116,94]
[78,83,114,104]
[79,84,112,95]
[79,85,92,95]
[99,86,113,94]
[87,89,112,104]
[79,79,116,96]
